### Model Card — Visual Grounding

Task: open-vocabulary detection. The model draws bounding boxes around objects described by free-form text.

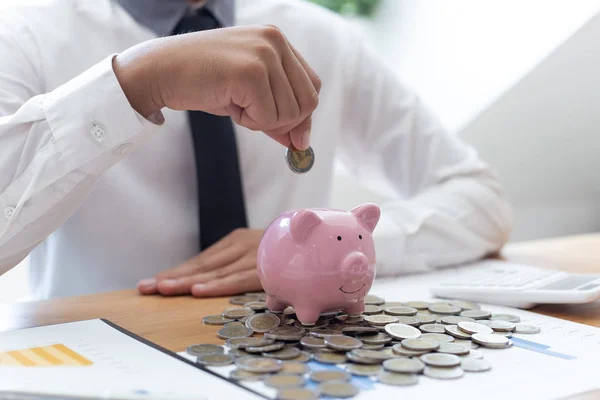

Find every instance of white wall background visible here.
[2,1,600,301]
[332,0,600,241]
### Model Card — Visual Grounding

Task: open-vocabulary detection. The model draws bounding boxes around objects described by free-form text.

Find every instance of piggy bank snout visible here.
[342,252,369,280]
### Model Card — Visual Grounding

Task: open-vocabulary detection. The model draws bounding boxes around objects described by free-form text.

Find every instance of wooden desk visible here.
[1,233,599,354]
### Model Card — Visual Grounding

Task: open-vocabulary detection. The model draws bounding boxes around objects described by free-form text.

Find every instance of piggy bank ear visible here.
[351,203,381,233]
[290,209,322,244]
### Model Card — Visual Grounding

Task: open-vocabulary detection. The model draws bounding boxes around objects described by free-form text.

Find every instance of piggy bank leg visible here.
[294,306,321,326]
[266,295,287,313]
[344,300,365,317]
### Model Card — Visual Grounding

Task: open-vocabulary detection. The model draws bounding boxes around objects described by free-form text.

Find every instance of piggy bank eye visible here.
[337,236,342,241]
[359,235,363,240]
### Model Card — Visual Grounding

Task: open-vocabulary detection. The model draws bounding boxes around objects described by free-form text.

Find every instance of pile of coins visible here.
[189,293,541,399]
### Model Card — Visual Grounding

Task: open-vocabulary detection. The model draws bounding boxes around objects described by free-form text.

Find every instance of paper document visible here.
[0,319,264,399]
[179,268,600,400]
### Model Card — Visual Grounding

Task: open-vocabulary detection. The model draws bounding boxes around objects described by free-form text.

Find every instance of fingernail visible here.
[301,130,310,150]
[138,278,156,290]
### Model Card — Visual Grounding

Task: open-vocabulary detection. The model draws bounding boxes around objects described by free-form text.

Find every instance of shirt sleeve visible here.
[337,35,514,276]
[0,18,162,274]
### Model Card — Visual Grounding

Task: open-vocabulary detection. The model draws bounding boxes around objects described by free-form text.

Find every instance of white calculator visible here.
[429,260,600,308]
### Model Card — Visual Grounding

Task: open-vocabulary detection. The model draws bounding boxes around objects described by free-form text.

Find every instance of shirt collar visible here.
[115,0,235,37]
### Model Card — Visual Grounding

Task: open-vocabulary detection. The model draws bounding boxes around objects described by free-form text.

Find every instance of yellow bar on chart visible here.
[0,344,93,367]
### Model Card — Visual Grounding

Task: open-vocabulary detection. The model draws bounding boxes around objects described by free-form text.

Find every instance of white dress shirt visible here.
[0,0,514,299]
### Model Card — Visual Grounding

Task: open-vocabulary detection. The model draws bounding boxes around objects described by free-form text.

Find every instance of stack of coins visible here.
[188,293,541,399]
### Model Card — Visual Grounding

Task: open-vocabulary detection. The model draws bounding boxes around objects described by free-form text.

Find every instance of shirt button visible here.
[117,143,133,156]
[4,207,15,219]
[90,123,107,143]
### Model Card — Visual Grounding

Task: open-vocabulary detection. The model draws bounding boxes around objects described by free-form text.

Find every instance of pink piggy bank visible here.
[257,203,381,325]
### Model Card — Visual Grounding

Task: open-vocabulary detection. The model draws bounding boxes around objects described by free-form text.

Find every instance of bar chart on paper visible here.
[0,343,93,367]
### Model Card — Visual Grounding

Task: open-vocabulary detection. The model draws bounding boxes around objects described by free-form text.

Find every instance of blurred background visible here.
[1,0,599,301]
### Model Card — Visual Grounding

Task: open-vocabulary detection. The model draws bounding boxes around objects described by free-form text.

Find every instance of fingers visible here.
[192,268,263,297]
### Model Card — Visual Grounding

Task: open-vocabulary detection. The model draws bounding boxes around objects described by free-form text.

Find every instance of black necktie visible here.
[172,9,248,250]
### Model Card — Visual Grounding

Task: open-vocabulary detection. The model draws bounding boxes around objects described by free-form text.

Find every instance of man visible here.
[0,0,513,300]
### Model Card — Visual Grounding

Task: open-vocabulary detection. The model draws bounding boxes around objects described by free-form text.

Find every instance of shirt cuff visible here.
[42,54,162,171]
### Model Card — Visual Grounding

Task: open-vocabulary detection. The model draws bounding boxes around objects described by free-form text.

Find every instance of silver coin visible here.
[228,348,256,359]
[363,305,383,315]
[460,309,491,319]
[415,313,437,324]
[337,314,364,324]
[424,366,464,380]
[391,344,431,357]
[457,321,493,335]
[229,368,267,381]
[514,324,541,334]
[350,349,395,362]
[285,145,315,174]
[420,353,461,367]
[342,326,379,335]
[383,301,406,307]
[378,371,419,386]
[229,295,259,305]
[471,333,512,348]
[186,344,224,357]
[364,314,399,325]
[217,322,253,340]
[202,315,235,325]
[276,388,319,400]
[395,316,421,326]
[244,291,268,301]
[225,337,274,349]
[345,363,381,376]
[263,347,302,360]
[401,338,439,352]
[364,294,386,305]
[196,353,234,367]
[420,323,447,334]
[300,336,326,349]
[361,343,385,350]
[243,301,268,311]
[325,335,363,351]
[357,332,392,345]
[420,333,455,343]
[463,349,484,359]
[317,381,359,398]
[308,328,344,338]
[346,351,382,365]
[444,324,472,340]
[493,331,513,338]
[289,351,312,363]
[454,339,479,349]
[384,306,418,316]
[382,357,425,374]
[428,304,462,315]
[436,342,470,355]
[236,356,283,373]
[450,300,481,310]
[283,306,296,315]
[246,342,285,353]
[313,352,348,364]
[309,370,351,383]
[222,307,255,320]
[245,313,281,333]
[461,358,492,372]
[385,323,421,340]
[440,316,475,325]
[264,373,305,389]
[484,320,516,332]
[266,325,305,341]
[491,314,521,323]
[403,301,430,310]
[281,362,310,375]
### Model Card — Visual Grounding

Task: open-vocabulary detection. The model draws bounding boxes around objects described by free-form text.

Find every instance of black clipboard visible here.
[100,319,268,399]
